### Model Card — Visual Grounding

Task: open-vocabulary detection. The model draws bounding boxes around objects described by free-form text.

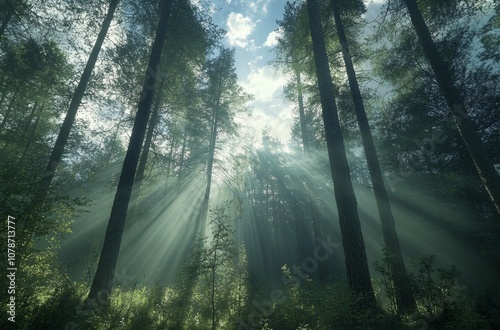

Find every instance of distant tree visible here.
[275,1,314,154]
[199,47,249,229]
[204,204,235,330]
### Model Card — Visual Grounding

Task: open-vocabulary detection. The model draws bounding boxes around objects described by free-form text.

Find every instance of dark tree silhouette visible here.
[27,0,121,241]
[330,0,416,314]
[306,0,376,307]
[402,0,500,216]
[87,0,175,304]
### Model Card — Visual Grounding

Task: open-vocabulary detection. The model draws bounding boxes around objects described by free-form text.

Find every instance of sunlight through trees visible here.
[0,0,499,329]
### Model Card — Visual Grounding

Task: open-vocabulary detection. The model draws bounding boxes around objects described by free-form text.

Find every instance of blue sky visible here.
[211,0,295,144]
[199,0,386,145]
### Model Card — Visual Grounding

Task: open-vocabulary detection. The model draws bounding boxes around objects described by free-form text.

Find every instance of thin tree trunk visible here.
[178,128,187,181]
[202,89,221,227]
[331,0,416,314]
[211,241,218,330]
[296,70,309,154]
[165,137,174,182]
[17,101,39,140]
[128,88,163,221]
[87,0,174,304]
[31,0,121,214]
[302,177,328,283]
[403,0,500,215]
[135,83,164,185]
[310,200,328,283]
[306,0,376,307]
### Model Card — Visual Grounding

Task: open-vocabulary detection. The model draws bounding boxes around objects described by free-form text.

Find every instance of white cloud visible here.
[237,65,294,143]
[248,55,263,68]
[248,0,270,14]
[364,0,387,4]
[241,65,288,103]
[226,12,255,48]
[250,105,293,142]
[263,29,282,47]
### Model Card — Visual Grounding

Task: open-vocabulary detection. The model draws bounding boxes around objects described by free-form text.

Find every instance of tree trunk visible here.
[17,101,39,141]
[202,89,221,228]
[403,0,500,216]
[296,70,309,154]
[178,128,187,181]
[31,0,121,213]
[135,83,164,185]
[87,0,174,304]
[331,0,416,314]
[310,198,328,283]
[211,240,218,330]
[128,85,164,220]
[306,0,376,307]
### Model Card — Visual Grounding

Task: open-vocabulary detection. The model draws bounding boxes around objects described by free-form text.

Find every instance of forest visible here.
[0,0,499,329]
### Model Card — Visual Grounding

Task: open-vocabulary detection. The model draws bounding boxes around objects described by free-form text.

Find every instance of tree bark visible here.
[331,0,416,314]
[87,0,174,304]
[403,0,500,216]
[306,0,376,307]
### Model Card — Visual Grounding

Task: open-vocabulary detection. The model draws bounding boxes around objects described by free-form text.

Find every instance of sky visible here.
[212,0,295,145]
[204,0,386,146]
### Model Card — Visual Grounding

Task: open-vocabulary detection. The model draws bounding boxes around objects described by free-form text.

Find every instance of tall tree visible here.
[330,0,416,313]
[200,48,248,229]
[401,0,500,215]
[276,2,331,283]
[306,0,376,306]
[26,0,121,241]
[87,0,174,304]
[275,2,314,154]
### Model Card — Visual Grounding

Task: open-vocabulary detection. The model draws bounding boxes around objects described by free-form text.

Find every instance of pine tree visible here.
[306,0,376,307]
[87,0,175,305]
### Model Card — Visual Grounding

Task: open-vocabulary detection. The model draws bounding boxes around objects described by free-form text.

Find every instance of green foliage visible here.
[267,267,388,330]
[374,252,493,329]
[0,249,80,329]
[373,247,399,314]
[409,255,458,320]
